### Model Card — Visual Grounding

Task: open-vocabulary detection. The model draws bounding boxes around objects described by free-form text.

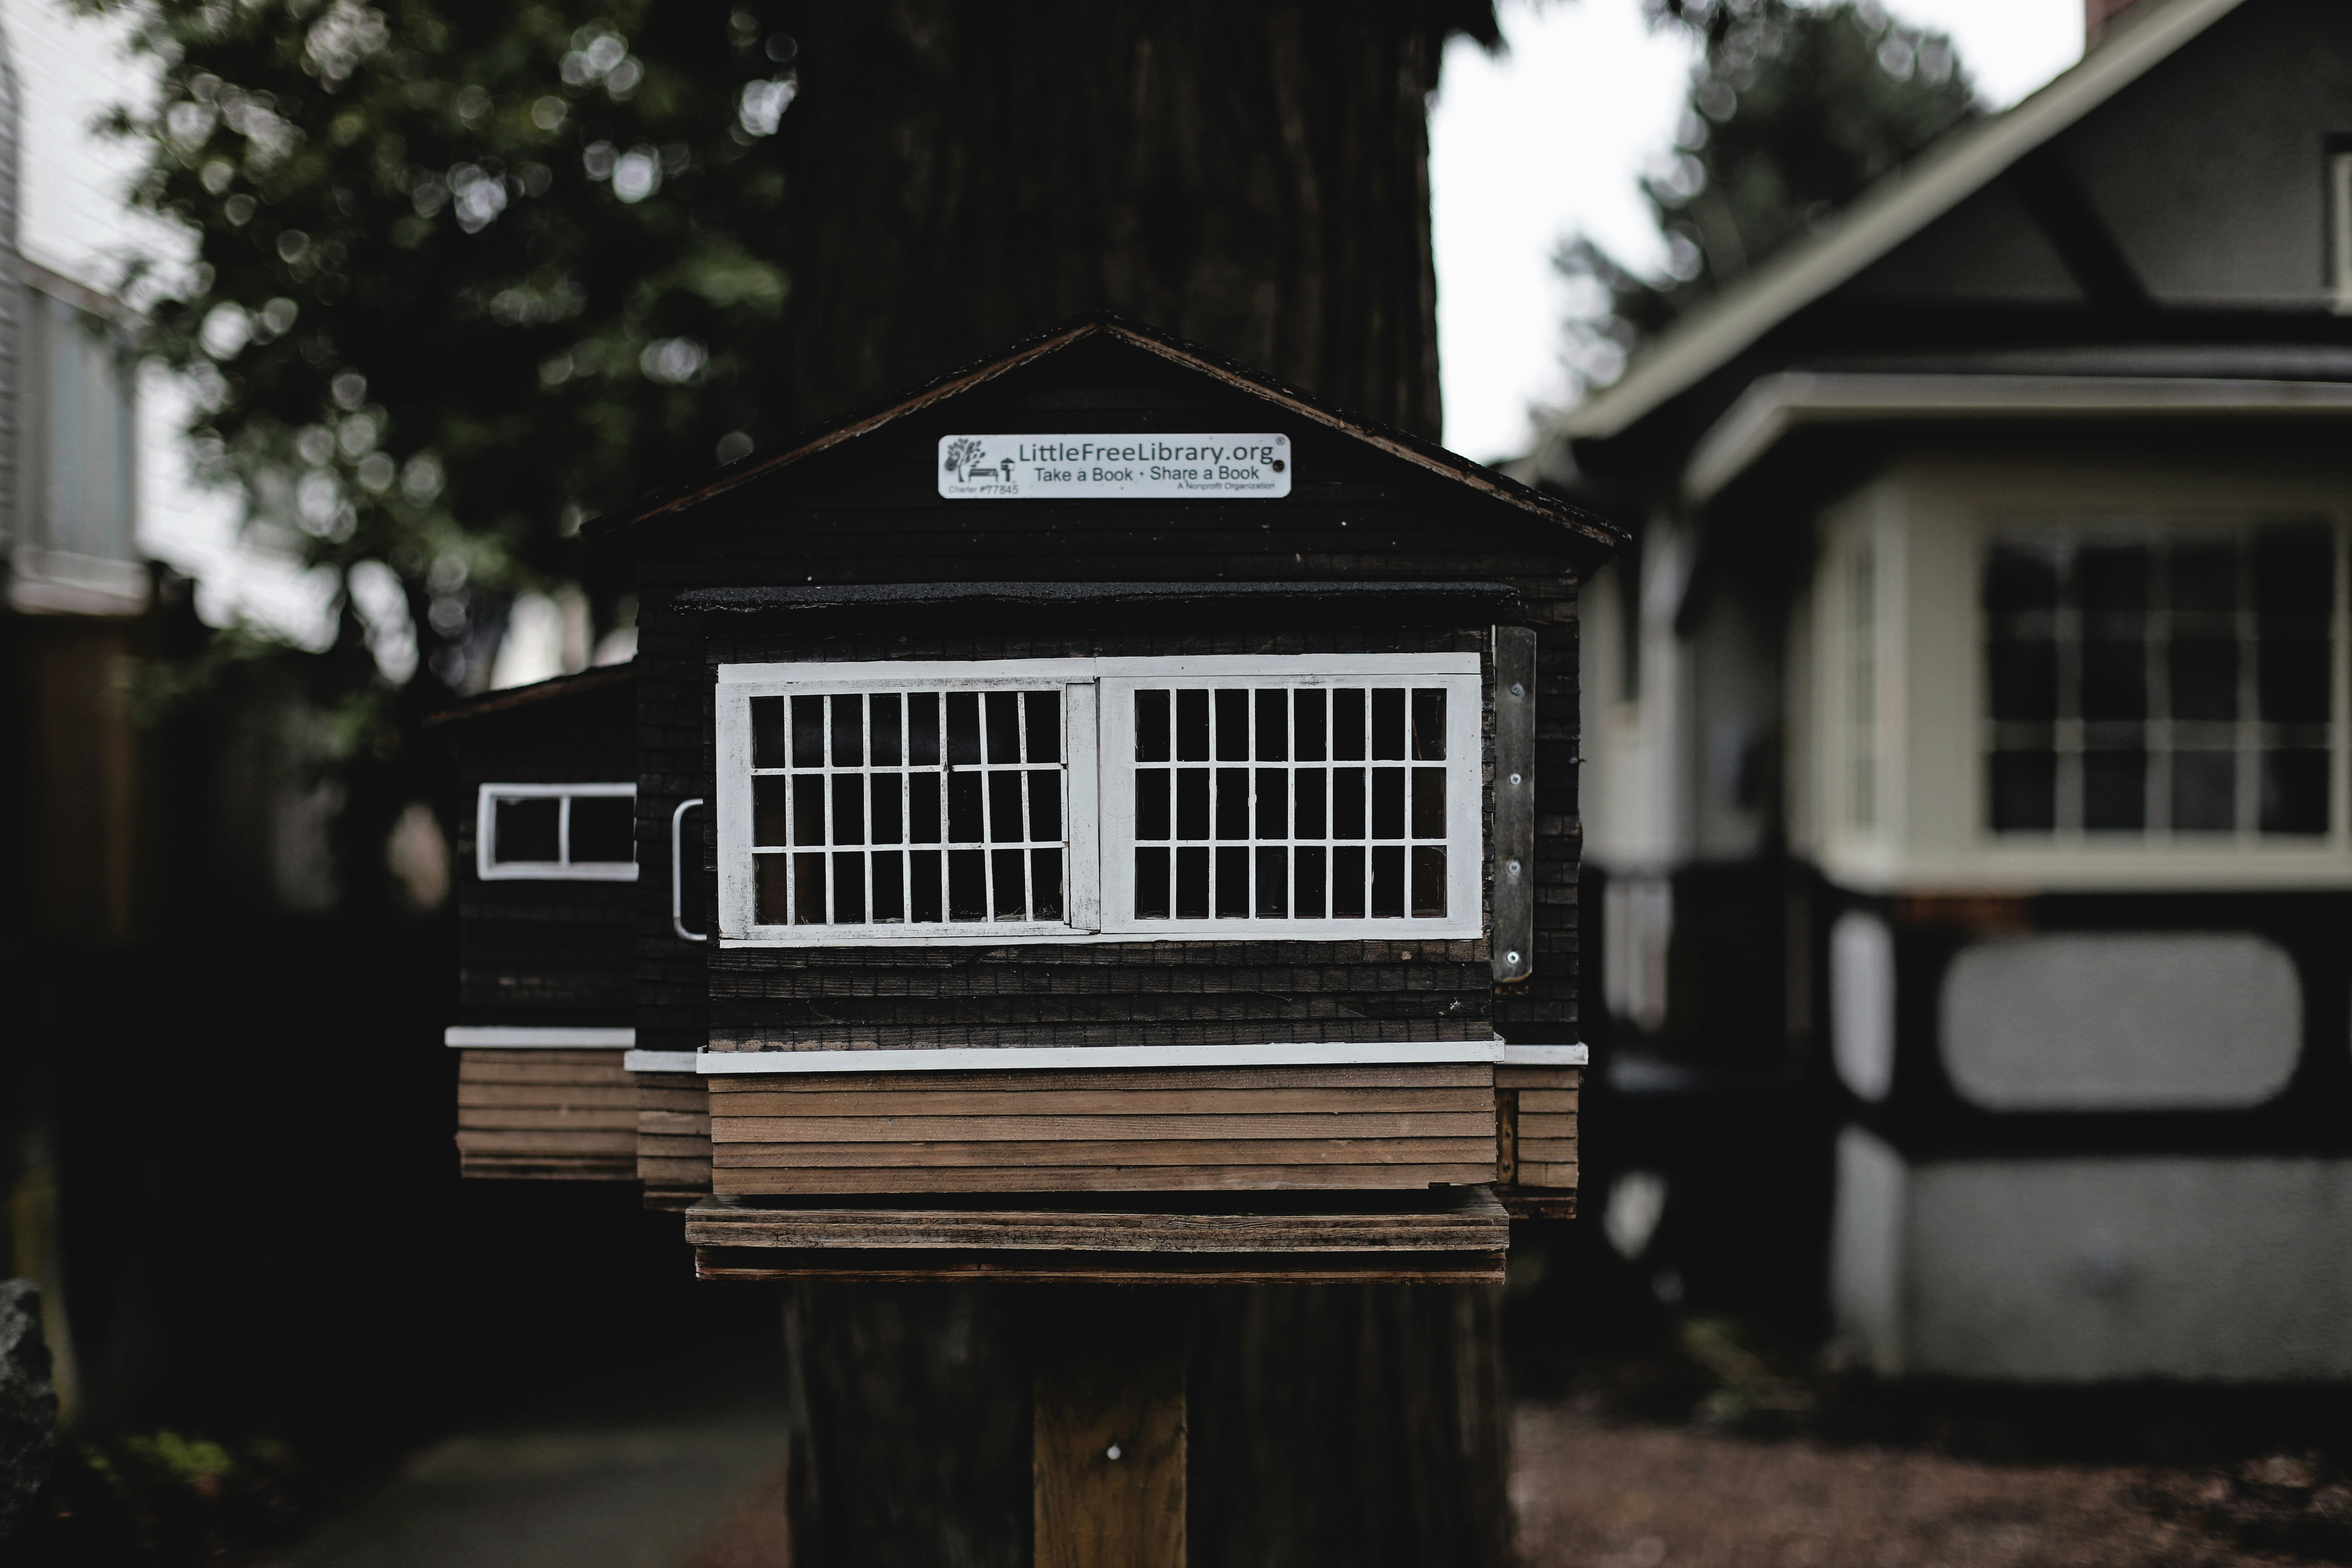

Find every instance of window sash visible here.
[717,665,1101,942]
[1978,521,2344,842]
[1098,671,1481,937]
[476,782,639,881]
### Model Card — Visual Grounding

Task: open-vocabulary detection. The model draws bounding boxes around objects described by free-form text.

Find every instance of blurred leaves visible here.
[1557,0,1980,400]
[42,1428,311,1565]
[88,0,801,692]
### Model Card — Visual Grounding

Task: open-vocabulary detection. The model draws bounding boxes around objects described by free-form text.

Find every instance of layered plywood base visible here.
[456,1054,1579,1226]
[633,1070,712,1208]
[686,1185,1509,1283]
[1494,1065,1579,1217]
[455,1049,637,1180]
[708,1063,1499,1196]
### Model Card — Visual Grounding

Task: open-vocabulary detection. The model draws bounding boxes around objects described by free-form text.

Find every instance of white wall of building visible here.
[3,0,334,644]
[1834,1127,2352,1381]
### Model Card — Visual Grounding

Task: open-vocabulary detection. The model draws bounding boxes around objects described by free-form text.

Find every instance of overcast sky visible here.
[1430,0,2088,462]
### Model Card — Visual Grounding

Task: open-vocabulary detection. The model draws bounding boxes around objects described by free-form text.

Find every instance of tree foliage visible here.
[1557,0,1980,399]
[96,0,804,696]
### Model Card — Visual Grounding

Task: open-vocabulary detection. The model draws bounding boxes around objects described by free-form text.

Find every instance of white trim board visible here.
[446,1026,637,1048]
[1500,1045,1590,1067]
[717,653,1480,686]
[694,1040,1586,1074]
[1684,373,2352,504]
[625,1049,700,1073]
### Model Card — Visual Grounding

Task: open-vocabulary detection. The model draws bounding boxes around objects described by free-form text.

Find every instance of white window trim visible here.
[716,661,1102,943]
[714,653,1484,946]
[446,1025,636,1048]
[1099,666,1482,938]
[476,782,640,882]
[687,1039,1586,1073]
[2332,150,2352,317]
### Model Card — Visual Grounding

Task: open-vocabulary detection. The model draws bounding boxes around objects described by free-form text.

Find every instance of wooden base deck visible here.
[684,1185,1509,1283]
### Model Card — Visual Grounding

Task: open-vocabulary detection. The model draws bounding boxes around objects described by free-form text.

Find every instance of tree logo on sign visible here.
[943,438,982,479]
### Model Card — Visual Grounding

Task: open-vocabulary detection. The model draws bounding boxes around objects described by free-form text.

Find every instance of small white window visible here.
[715,654,1482,945]
[476,783,639,881]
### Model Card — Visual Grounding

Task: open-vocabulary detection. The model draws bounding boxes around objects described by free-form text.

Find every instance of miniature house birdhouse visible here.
[435,317,1616,1280]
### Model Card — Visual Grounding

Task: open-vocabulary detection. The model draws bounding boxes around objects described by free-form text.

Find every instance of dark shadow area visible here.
[6,916,782,1566]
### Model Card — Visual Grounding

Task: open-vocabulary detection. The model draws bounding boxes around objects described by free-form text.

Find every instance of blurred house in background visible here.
[1539,0,2352,1380]
[0,0,355,1420]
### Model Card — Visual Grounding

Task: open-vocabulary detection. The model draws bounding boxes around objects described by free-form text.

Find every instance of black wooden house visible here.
[439,317,1618,1279]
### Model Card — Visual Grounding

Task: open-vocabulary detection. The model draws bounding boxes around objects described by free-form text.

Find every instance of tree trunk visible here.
[775,0,1484,443]
[769,6,1510,1563]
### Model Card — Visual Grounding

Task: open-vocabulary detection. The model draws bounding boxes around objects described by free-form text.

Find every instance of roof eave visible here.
[1684,371,2352,504]
[1555,0,2251,448]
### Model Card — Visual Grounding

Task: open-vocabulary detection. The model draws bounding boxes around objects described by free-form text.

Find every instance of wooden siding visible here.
[634,1069,711,1208]
[455,1049,637,1180]
[706,1063,1498,1195]
[1495,1064,1579,1217]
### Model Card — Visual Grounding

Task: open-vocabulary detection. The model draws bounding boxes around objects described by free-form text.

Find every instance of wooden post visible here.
[1033,1287,1186,1568]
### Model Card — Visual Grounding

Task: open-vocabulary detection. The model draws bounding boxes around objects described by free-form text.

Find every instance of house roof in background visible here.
[585,312,1625,556]
[1554,0,2251,445]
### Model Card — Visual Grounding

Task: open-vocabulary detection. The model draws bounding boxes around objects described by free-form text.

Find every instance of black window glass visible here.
[493,796,560,862]
[569,795,635,863]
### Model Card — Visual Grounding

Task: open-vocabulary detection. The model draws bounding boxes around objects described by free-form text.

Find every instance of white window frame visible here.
[1975,517,2348,845]
[476,782,640,882]
[717,659,1102,943]
[2331,149,2352,316]
[1099,655,1482,939]
[714,653,1484,946]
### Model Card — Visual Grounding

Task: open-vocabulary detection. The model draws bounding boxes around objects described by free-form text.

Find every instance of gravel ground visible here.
[1513,1400,2352,1568]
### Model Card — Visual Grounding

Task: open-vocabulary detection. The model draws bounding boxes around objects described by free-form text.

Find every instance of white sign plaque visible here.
[937,433,1291,499]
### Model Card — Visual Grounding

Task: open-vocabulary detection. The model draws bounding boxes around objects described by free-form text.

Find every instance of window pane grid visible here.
[748,689,1068,927]
[1984,525,2336,838]
[1129,683,1450,923]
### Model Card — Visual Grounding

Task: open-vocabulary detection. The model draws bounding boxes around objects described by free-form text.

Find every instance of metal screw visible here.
[1106,1444,1123,1461]
[1508,772,1522,786]
[1508,860,1521,875]
[1505,951,1521,966]
[1510,682,1525,696]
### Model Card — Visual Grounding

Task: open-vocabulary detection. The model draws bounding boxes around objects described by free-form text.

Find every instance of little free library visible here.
[430,315,1619,1285]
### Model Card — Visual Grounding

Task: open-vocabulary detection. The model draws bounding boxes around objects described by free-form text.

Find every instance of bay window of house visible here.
[1983,521,2340,839]
[12,279,143,614]
[715,655,1484,944]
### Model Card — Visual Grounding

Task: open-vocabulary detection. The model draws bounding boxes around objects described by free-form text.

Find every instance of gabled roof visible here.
[422,659,632,729]
[1556,0,2250,444]
[584,312,1623,556]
